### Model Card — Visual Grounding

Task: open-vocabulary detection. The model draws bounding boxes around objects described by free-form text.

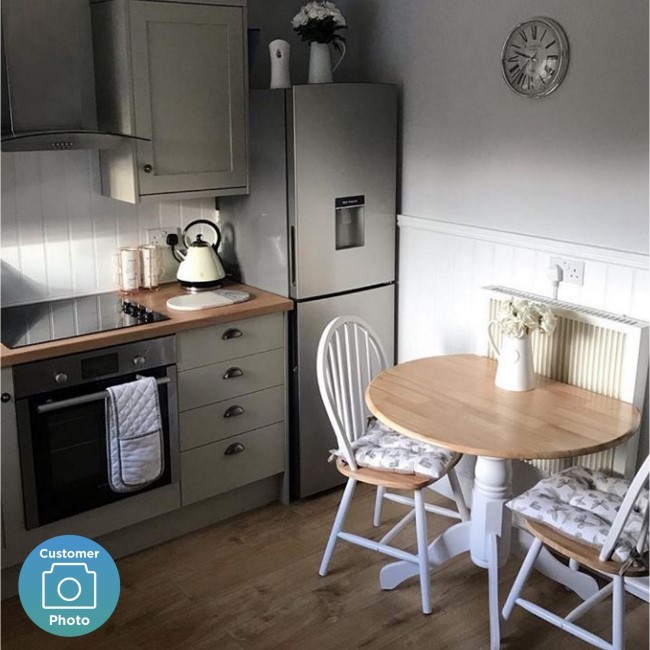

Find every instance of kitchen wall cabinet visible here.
[177,314,287,506]
[91,0,248,203]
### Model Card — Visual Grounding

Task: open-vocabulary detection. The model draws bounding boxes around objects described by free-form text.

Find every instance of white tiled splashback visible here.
[1,150,217,306]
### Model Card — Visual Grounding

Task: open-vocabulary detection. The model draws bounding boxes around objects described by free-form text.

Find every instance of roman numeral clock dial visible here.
[501,17,569,98]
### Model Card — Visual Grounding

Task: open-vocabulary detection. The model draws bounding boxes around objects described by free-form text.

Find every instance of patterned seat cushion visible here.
[339,419,459,480]
[507,466,649,562]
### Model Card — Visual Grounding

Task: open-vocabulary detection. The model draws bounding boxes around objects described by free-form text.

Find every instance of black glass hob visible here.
[1,292,169,349]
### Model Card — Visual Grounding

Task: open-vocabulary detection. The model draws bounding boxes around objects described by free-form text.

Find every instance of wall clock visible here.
[501,17,569,98]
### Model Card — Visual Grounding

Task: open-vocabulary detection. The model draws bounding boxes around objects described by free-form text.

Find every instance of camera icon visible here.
[42,563,97,610]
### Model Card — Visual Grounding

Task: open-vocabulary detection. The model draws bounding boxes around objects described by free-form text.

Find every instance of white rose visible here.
[540,309,557,335]
[501,319,526,339]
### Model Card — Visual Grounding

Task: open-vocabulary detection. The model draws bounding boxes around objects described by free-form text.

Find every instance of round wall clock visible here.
[501,17,569,98]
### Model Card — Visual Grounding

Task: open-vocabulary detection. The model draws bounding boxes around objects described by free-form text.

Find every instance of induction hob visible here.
[1,292,169,349]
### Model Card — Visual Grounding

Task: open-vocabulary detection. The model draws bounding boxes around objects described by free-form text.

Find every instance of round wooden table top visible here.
[365,355,641,460]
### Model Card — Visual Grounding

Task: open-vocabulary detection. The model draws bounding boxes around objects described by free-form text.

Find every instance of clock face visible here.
[501,17,569,98]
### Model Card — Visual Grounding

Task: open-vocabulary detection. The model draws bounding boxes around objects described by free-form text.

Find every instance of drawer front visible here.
[181,423,285,506]
[180,385,285,451]
[178,349,284,411]
[177,314,284,371]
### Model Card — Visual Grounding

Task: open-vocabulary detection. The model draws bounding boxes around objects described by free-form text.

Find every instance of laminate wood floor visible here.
[2,485,648,649]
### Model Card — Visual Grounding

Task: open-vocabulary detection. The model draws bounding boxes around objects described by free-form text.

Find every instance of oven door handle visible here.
[36,377,172,414]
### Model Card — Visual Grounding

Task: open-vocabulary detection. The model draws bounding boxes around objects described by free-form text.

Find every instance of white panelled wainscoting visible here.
[0,150,216,307]
[397,215,649,362]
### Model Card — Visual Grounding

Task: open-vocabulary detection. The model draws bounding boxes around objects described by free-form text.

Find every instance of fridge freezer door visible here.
[290,284,395,498]
[289,84,397,300]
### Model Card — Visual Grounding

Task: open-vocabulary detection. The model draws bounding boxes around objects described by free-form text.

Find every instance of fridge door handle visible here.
[290,226,296,287]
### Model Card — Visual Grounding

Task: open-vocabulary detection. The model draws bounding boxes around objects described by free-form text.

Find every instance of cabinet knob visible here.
[1,393,11,403]
[224,442,246,456]
[143,164,153,174]
[54,372,68,385]
[223,367,243,380]
[224,405,245,418]
[222,328,243,340]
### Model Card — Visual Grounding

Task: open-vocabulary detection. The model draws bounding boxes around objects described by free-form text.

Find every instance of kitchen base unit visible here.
[0,312,288,596]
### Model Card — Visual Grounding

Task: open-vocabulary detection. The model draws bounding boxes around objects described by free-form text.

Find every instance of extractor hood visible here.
[1,0,141,153]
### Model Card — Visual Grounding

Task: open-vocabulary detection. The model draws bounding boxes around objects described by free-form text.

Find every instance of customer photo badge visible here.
[18,535,120,637]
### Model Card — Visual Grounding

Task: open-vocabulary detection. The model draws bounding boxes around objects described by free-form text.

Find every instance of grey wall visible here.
[344,0,649,254]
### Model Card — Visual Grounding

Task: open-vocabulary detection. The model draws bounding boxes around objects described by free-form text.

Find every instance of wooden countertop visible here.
[0,283,293,368]
[366,354,641,460]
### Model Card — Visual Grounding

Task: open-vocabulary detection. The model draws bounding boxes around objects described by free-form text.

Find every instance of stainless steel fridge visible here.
[219,83,397,498]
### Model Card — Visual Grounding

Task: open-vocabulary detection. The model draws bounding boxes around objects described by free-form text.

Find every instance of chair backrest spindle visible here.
[317,316,389,469]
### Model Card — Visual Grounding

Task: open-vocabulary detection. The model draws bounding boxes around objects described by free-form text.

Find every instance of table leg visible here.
[512,526,599,600]
[379,521,471,589]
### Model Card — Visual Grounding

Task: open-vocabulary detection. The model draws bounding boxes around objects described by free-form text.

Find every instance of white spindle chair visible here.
[503,455,650,650]
[316,316,468,614]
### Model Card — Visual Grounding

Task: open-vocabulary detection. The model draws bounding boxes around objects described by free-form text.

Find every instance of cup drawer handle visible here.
[223,367,244,380]
[224,442,246,456]
[224,405,245,418]
[222,328,243,340]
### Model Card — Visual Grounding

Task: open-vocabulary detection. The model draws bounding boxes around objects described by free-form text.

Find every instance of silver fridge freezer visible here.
[220,84,397,498]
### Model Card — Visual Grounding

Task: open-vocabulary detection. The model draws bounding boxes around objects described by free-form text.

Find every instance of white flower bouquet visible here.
[292,1,347,47]
[495,298,557,339]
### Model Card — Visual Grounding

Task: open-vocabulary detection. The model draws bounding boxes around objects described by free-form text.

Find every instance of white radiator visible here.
[483,286,649,478]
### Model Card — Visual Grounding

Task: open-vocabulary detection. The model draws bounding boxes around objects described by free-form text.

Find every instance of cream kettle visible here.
[171,220,226,291]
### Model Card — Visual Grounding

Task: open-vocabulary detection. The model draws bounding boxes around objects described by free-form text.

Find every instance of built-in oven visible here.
[13,337,179,530]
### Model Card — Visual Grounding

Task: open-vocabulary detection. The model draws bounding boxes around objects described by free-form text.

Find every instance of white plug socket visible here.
[147,227,182,283]
[550,256,585,286]
[147,227,181,248]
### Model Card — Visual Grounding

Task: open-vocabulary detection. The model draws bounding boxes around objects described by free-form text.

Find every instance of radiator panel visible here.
[485,286,648,477]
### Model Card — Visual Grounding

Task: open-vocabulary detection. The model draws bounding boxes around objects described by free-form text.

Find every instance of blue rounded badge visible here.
[18,535,120,637]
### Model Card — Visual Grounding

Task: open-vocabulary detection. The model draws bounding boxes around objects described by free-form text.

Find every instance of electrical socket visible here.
[147,227,181,248]
[550,256,585,286]
[147,227,182,283]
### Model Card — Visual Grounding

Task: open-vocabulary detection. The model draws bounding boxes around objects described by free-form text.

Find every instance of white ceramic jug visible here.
[487,321,535,392]
[308,41,346,83]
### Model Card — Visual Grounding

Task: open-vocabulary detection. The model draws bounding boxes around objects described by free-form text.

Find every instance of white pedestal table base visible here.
[378,456,600,649]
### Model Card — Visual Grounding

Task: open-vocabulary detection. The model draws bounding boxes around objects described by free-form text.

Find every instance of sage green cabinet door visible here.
[130,1,247,196]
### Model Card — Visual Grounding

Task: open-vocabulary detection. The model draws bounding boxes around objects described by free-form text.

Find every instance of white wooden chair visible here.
[316,316,469,614]
[503,455,650,650]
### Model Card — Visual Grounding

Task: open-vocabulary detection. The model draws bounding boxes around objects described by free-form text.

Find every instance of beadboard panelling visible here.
[397,215,649,364]
[0,150,217,306]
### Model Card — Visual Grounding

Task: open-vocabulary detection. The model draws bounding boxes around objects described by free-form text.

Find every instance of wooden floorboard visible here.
[2,484,648,649]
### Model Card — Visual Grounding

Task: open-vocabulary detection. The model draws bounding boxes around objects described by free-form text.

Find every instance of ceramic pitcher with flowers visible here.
[292,1,347,83]
[487,298,557,392]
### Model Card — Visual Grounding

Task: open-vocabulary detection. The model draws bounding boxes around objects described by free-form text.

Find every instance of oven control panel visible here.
[12,336,176,398]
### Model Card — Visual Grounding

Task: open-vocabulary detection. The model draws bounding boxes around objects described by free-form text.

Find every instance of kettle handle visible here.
[487,320,501,358]
[182,219,222,251]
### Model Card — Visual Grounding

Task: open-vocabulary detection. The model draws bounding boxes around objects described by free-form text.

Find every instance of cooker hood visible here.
[1,0,139,153]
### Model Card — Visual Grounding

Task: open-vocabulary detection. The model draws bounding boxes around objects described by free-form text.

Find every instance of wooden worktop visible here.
[0,283,293,368]
[366,354,641,460]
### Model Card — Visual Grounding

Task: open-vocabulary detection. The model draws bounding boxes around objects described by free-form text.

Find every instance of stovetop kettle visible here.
[172,220,226,291]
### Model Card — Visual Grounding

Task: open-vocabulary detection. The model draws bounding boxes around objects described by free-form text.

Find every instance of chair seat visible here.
[335,457,434,490]
[507,465,649,563]
[335,418,460,481]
